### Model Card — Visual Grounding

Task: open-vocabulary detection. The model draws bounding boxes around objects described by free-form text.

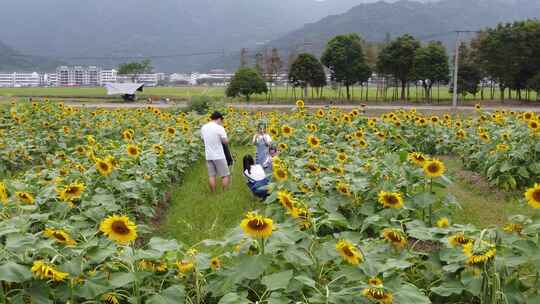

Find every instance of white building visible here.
[100,69,118,85]
[56,66,102,86]
[117,73,159,87]
[0,72,41,87]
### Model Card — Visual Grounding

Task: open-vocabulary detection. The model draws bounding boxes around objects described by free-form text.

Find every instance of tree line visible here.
[226,19,540,102]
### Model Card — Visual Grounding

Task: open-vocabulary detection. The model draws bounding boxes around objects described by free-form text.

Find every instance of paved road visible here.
[65,102,540,112]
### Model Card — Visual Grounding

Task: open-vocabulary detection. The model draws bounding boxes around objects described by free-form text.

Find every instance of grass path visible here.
[160,146,258,246]
[441,156,527,227]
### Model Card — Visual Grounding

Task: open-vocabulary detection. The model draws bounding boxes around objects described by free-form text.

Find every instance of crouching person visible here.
[243,155,269,199]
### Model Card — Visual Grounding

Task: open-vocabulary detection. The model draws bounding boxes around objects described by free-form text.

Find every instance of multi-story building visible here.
[100,69,118,85]
[55,66,102,86]
[117,73,159,87]
[0,72,41,87]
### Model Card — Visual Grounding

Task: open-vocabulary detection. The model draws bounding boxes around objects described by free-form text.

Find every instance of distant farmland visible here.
[0,86,537,103]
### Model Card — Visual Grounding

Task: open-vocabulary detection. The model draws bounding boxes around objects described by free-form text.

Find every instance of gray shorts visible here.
[206,159,230,177]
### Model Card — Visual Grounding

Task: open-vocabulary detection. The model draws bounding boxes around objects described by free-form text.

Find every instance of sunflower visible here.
[95,158,113,176]
[378,191,404,209]
[0,182,8,204]
[436,217,449,228]
[448,232,472,247]
[335,240,363,265]
[240,212,273,239]
[382,228,407,249]
[281,125,294,137]
[501,132,510,141]
[57,182,85,202]
[455,129,466,139]
[99,214,138,244]
[368,278,383,287]
[358,139,368,149]
[475,103,481,110]
[336,152,348,163]
[523,111,535,121]
[479,132,490,142]
[210,257,221,270]
[525,183,540,208]
[503,223,523,234]
[43,228,76,246]
[273,166,288,182]
[307,135,320,148]
[296,99,305,108]
[165,126,176,136]
[152,144,164,156]
[463,242,496,266]
[336,181,351,196]
[423,159,445,178]
[290,206,311,229]
[278,142,288,151]
[16,191,34,204]
[102,293,120,304]
[176,260,195,273]
[31,260,69,282]
[126,144,140,157]
[277,190,296,211]
[122,129,134,141]
[430,116,439,124]
[75,145,86,155]
[496,144,509,152]
[362,287,393,304]
[316,109,325,118]
[528,120,540,132]
[407,152,427,166]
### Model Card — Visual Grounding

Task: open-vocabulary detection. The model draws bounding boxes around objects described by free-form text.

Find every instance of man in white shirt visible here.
[201,111,230,192]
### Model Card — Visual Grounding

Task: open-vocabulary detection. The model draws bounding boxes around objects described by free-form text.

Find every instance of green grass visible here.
[160,146,259,246]
[0,86,537,103]
[440,156,528,227]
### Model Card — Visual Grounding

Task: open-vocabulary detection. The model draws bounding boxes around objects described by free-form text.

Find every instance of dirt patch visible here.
[409,238,441,253]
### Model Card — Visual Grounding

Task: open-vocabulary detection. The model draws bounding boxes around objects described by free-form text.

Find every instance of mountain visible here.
[0,0,383,72]
[0,41,63,72]
[210,0,540,71]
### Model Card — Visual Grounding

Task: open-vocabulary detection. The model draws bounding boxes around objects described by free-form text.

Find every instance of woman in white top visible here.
[243,155,269,199]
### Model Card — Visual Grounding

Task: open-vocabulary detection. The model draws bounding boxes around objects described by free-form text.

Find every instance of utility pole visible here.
[452,30,481,109]
[452,31,461,109]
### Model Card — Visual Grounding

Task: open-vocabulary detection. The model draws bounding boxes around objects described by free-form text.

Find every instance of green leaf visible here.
[147,237,180,253]
[146,285,186,304]
[218,292,250,304]
[109,272,135,288]
[431,280,464,297]
[232,255,272,280]
[262,270,293,291]
[294,275,317,289]
[393,283,431,304]
[0,262,32,283]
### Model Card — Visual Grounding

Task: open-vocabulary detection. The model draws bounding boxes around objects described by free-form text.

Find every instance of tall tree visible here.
[226,68,268,101]
[288,53,327,98]
[377,34,421,100]
[321,33,371,100]
[414,41,450,101]
[475,20,540,100]
[117,59,153,82]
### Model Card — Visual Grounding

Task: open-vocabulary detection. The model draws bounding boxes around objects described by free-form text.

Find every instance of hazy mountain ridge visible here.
[264,0,540,54]
[0,41,62,72]
[0,0,380,72]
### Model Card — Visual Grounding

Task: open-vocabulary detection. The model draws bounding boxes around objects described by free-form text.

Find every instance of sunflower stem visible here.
[429,178,434,226]
[260,237,265,255]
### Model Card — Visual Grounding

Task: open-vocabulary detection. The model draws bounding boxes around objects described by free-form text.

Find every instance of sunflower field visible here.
[1,101,540,304]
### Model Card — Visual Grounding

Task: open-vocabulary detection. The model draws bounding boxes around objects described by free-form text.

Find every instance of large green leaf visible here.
[393,283,431,304]
[218,292,250,304]
[0,262,32,283]
[262,270,293,291]
[146,285,186,304]
[431,280,464,297]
